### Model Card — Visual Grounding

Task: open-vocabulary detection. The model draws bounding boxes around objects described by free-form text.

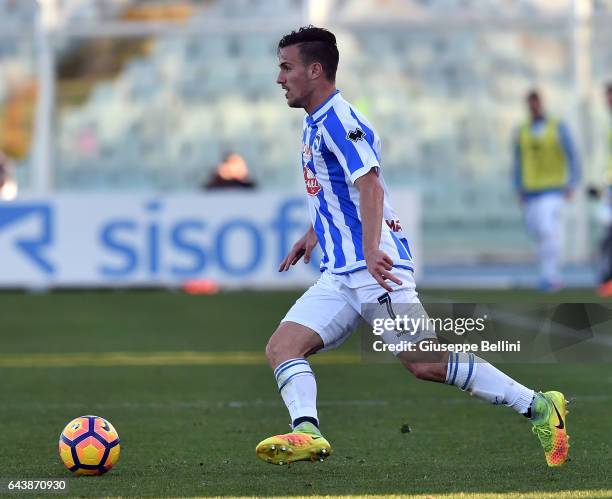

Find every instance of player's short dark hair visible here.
[278,26,339,82]
[526,89,540,101]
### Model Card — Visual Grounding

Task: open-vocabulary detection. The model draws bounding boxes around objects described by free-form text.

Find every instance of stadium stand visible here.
[1,0,611,262]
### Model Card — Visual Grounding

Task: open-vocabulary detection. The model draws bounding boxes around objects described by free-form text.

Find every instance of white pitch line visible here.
[0,395,609,412]
[0,351,361,368]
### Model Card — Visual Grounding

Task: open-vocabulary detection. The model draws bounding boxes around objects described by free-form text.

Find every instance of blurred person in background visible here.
[513,90,580,292]
[590,83,612,297]
[204,152,257,190]
[0,151,18,200]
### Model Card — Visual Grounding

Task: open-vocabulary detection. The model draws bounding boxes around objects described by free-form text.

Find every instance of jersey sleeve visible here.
[557,121,581,188]
[512,128,522,193]
[320,107,380,183]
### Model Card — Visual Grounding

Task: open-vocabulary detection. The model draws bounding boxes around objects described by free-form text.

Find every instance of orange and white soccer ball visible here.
[59,415,121,475]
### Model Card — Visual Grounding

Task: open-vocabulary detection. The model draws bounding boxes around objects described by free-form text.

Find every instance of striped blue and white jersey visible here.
[300,90,414,275]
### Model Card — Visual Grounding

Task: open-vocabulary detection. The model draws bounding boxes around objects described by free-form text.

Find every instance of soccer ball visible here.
[58,415,121,475]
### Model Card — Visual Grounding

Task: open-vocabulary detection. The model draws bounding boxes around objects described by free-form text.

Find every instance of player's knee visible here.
[265,323,323,369]
[265,327,305,368]
[404,362,430,380]
[265,336,284,367]
[404,361,444,382]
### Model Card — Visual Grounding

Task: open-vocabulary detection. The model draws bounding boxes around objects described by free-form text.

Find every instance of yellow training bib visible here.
[519,119,568,192]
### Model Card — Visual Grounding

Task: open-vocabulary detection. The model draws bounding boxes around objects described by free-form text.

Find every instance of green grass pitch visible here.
[0,289,610,498]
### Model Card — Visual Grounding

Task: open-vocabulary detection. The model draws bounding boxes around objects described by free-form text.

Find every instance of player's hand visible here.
[278,229,319,272]
[364,248,402,292]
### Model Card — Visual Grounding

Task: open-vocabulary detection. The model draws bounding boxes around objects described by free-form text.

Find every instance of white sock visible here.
[446,352,534,415]
[274,358,318,427]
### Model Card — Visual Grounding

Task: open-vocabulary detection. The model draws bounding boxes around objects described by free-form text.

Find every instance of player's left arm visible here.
[558,122,581,196]
[512,129,524,202]
[355,169,402,292]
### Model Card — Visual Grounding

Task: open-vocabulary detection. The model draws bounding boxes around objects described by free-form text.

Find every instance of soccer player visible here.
[513,90,580,292]
[255,26,570,467]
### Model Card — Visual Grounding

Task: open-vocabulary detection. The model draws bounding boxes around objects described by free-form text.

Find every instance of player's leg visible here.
[538,194,563,290]
[532,198,550,288]
[356,269,569,466]
[256,321,331,465]
[522,196,540,245]
[398,346,534,414]
[256,273,360,465]
[398,345,570,466]
[523,197,557,290]
[265,321,323,430]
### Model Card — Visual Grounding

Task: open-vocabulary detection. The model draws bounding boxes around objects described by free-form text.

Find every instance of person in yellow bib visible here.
[513,90,580,292]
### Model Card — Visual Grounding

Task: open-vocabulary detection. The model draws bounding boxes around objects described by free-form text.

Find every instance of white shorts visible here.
[523,193,564,239]
[282,267,436,353]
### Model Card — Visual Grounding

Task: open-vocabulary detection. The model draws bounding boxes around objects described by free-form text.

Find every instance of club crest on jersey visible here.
[313,132,322,152]
[303,166,321,196]
[302,143,312,162]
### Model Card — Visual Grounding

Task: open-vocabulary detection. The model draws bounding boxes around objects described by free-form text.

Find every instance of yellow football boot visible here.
[256,422,332,465]
[531,391,570,467]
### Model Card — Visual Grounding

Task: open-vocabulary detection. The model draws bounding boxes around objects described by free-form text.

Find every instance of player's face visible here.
[528,95,543,118]
[277,45,312,108]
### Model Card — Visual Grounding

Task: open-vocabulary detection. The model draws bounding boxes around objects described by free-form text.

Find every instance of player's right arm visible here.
[355,170,402,292]
[558,121,581,199]
[278,225,319,272]
[512,129,525,203]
